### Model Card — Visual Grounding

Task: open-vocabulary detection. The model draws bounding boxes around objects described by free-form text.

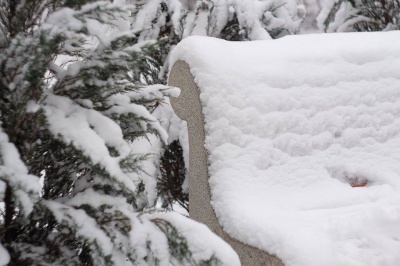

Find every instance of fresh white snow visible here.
[0,244,9,266]
[149,212,241,265]
[170,31,400,266]
[0,128,41,218]
[0,128,41,266]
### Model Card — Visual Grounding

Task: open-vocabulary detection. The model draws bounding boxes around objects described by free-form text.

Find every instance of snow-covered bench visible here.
[168,32,400,266]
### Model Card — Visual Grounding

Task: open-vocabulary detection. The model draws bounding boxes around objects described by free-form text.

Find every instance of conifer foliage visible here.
[317,0,400,32]
[129,0,188,84]
[0,1,236,265]
[158,140,188,212]
[129,0,303,212]
[205,0,302,40]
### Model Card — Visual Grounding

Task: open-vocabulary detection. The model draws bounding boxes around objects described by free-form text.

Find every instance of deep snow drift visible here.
[170,31,400,266]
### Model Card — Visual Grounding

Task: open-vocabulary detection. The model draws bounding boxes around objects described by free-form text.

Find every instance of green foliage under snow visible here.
[0,1,240,265]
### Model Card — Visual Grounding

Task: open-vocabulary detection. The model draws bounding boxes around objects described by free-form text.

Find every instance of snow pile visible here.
[170,31,400,266]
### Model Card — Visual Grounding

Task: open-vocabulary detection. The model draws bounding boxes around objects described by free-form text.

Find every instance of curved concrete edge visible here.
[168,60,284,266]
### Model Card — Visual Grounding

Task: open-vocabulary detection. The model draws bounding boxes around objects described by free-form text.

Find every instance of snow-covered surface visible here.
[0,128,41,218]
[0,244,9,266]
[0,127,41,266]
[170,31,400,266]
[149,212,240,265]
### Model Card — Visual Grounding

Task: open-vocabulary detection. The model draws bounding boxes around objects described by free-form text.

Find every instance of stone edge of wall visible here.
[168,60,284,266]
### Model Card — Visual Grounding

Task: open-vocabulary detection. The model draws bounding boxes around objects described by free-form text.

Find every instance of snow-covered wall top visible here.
[170,31,400,266]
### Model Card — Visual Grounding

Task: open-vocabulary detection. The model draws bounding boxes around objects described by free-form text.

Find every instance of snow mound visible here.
[170,31,400,266]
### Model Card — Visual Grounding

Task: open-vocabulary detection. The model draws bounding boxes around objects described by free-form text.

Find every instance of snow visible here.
[205,0,302,39]
[0,244,9,266]
[207,0,274,40]
[316,0,369,33]
[46,8,84,32]
[170,31,400,265]
[131,0,185,42]
[45,200,114,257]
[0,127,41,265]
[153,97,190,191]
[148,212,241,265]
[43,93,138,189]
[0,127,41,217]
[129,133,163,205]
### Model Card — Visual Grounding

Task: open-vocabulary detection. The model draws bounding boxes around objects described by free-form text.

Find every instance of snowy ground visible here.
[170,31,400,265]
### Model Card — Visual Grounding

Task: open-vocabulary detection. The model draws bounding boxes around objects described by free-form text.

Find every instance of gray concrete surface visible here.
[168,60,284,266]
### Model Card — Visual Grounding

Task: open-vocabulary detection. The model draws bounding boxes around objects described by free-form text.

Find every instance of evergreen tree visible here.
[158,140,188,212]
[204,0,303,40]
[125,0,191,212]
[317,0,400,32]
[0,1,238,265]
[128,0,189,84]
[129,0,303,211]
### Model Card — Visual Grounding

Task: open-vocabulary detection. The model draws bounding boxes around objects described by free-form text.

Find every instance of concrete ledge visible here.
[168,60,284,266]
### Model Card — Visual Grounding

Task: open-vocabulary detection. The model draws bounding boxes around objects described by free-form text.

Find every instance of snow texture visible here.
[206,0,301,40]
[0,128,41,218]
[153,98,190,192]
[131,0,185,42]
[149,212,241,265]
[170,31,400,266]
[43,93,139,191]
[0,244,9,266]
[46,200,115,257]
[316,0,359,33]
[0,127,41,266]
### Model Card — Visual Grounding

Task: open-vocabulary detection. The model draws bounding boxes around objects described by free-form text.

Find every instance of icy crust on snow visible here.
[170,32,400,266]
